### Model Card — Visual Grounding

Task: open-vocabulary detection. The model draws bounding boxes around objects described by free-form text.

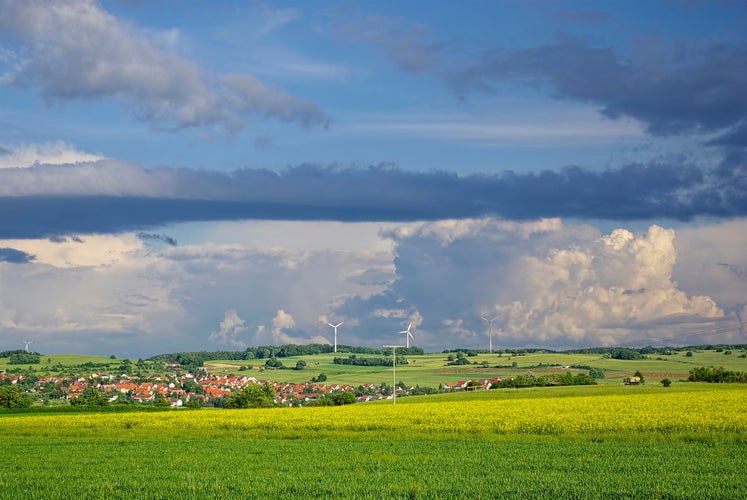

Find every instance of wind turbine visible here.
[22,339,33,352]
[399,323,414,348]
[383,345,404,404]
[327,321,343,353]
[481,315,499,353]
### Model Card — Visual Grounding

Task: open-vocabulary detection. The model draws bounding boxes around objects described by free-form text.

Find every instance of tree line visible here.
[688,366,747,383]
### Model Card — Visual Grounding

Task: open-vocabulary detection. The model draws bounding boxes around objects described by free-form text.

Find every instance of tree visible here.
[331,391,356,405]
[686,351,694,357]
[9,352,41,364]
[0,385,30,409]
[225,383,275,409]
[295,360,307,370]
[634,370,645,384]
[153,392,170,407]
[185,398,202,409]
[661,378,672,387]
[83,387,109,407]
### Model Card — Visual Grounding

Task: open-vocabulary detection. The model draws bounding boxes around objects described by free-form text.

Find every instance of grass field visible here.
[0,353,121,372]
[204,348,747,387]
[1,383,745,498]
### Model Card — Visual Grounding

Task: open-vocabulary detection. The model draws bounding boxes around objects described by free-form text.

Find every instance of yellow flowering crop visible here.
[2,386,745,439]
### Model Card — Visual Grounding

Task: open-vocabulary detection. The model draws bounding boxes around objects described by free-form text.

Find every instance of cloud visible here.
[0,141,105,168]
[254,3,299,36]
[208,309,248,348]
[334,10,745,144]
[333,13,439,73]
[1,219,744,356]
[0,233,144,268]
[0,0,328,132]
[336,219,736,351]
[1,158,745,238]
[450,39,747,140]
[264,309,330,346]
[0,247,35,263]
[137,232,177,247]
[0,237,182,350]
[673,219,747,312]
[0,226,393,356]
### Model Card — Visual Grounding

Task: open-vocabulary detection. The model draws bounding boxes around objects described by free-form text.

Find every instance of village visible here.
[1,364,500,408]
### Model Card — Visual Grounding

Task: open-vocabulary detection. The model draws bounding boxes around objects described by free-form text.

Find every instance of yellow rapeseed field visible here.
[3,386,745,439]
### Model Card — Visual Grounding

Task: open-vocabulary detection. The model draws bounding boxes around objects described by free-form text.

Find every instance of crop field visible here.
[1,383,745,498]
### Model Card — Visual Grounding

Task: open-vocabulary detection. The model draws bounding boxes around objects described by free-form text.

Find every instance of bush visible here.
[264,357,283,369]
[661,378,672,387]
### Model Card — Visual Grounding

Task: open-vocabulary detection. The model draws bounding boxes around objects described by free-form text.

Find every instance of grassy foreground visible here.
[1,384,746,499]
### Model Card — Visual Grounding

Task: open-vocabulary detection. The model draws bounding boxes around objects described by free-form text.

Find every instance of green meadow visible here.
[203,348,747,387]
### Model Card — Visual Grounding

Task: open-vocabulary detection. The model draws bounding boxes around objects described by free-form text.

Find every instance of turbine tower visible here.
[327,322,343,353]
[399,323,414,348]
[22,339,33,352]
[481,315,499,353]
[383,345,404,404]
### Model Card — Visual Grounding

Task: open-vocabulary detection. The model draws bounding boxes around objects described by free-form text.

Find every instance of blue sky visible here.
[0,0,745,357]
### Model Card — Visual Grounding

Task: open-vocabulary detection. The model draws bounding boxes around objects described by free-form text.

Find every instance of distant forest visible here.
[147,344,424,369]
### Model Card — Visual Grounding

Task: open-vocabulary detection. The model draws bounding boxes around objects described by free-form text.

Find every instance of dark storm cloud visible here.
[0,159,744,238]
[450,39,747,138]
[0,247,35,263]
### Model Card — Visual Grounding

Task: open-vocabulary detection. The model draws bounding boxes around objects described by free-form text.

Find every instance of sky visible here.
[0,0,745,358]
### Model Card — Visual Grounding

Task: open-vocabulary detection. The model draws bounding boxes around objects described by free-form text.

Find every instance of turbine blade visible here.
[491,316,499,322]
[335,322,343,328]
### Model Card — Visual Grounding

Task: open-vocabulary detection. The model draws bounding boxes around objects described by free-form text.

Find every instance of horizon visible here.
[5,342,746,363]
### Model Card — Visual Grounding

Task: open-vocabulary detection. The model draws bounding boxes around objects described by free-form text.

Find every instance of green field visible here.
[0,353,122,372]
[1,383,745,498]
[204,348,747,387]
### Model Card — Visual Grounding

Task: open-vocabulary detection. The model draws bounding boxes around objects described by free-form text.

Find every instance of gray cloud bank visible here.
[0,159,745,238]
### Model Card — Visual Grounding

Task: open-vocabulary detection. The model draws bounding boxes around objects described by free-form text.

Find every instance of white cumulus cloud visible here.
[0,0,327,132]
[208,309,248,348]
